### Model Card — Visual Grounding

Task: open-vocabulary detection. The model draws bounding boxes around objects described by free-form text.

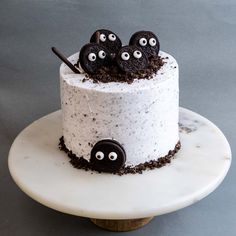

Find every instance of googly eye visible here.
[95,151,104,160]
[88,53,96,62]
[99,33,106,42]
[121,52,130,61]
[98,50,106,59]
[108,34,116,41]
[108,152,118,161]
[139,38,147,46]
[149,38,157,46]
[133,50,142,59]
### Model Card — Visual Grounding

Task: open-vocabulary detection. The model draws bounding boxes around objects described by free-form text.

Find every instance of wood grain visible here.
[90,217,154,232]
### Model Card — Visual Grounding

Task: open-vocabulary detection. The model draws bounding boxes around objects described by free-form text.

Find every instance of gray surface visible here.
[0,0,235,235]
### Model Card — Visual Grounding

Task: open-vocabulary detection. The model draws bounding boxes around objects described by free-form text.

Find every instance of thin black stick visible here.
[95,31,100,44]
[51,47,80,74]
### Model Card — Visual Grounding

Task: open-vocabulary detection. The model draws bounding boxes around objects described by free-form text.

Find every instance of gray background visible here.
[0,0,235,235]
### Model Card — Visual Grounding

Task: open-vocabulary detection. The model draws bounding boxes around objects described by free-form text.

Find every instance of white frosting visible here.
[60,51,179,166]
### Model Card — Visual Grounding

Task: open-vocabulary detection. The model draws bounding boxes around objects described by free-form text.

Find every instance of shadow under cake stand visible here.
[8,108,231,231]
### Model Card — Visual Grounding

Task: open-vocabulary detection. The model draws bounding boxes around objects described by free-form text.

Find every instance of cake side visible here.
[60,51,179,166]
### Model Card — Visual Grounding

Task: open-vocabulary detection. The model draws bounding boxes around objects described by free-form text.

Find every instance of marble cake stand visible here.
[8,108,231,231]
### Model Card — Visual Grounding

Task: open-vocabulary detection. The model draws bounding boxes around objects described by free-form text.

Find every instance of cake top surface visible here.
[55,29,178,93]
[60,51,178,93]
[53,29,172,84]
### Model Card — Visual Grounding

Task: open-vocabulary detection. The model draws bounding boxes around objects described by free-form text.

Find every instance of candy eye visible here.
[149,38,156,46]
[95,151,104,160]
[88,53,96,62]
[108,152,118,161]
[108,34,116,41]
[121,52,130,61]
[99,34,106,42]
[133,50,142,59]
[98,50,106,59]
[139,38,147,46]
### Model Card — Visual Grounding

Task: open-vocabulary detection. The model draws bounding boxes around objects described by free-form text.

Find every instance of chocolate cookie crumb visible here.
[78,56,164,84]
[59,136,181,175]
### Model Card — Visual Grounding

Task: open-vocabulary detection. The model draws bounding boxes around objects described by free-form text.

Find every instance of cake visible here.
[54,29,181,174]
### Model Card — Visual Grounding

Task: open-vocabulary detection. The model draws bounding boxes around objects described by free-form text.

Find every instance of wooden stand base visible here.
[90,217,154,232]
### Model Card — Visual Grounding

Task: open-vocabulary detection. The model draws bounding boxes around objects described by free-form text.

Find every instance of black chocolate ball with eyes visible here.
[90,29,122,57]
[90,139,126,173]
[79,43,110,74]
[129,31,160,58]
[116,45,148,73]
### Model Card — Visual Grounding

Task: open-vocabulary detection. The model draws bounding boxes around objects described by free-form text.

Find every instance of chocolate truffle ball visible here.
[129,31,160,58]
[90,29,122,57]
[116,45,148,73]
[90,139,126,173]
[79,43,110,74]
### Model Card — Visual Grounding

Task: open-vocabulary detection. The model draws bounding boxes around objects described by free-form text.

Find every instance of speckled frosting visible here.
[60,51,179,166]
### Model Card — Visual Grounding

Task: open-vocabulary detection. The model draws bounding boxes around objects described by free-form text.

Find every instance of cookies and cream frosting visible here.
[60,50,179,167]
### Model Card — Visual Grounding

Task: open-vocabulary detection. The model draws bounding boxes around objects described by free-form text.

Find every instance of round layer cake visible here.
[60,51,179,172]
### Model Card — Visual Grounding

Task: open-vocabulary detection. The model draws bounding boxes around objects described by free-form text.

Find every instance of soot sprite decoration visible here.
[52,29,162,77]
[90,29,122,57]
[90,139,126,173]
[79,43,110,74]
[129,31,160,58]
[116,45,148,73]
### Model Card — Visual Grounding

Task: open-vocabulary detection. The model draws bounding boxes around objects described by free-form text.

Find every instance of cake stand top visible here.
[8,108,231,219]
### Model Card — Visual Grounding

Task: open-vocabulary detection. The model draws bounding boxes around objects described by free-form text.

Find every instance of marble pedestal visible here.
[8,108,231,231]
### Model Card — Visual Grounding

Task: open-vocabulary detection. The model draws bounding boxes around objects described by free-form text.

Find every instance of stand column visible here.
[90,217,154,231]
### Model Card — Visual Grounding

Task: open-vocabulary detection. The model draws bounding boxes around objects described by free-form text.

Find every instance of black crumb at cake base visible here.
[79,56,164,84]
[59,136,181,175]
